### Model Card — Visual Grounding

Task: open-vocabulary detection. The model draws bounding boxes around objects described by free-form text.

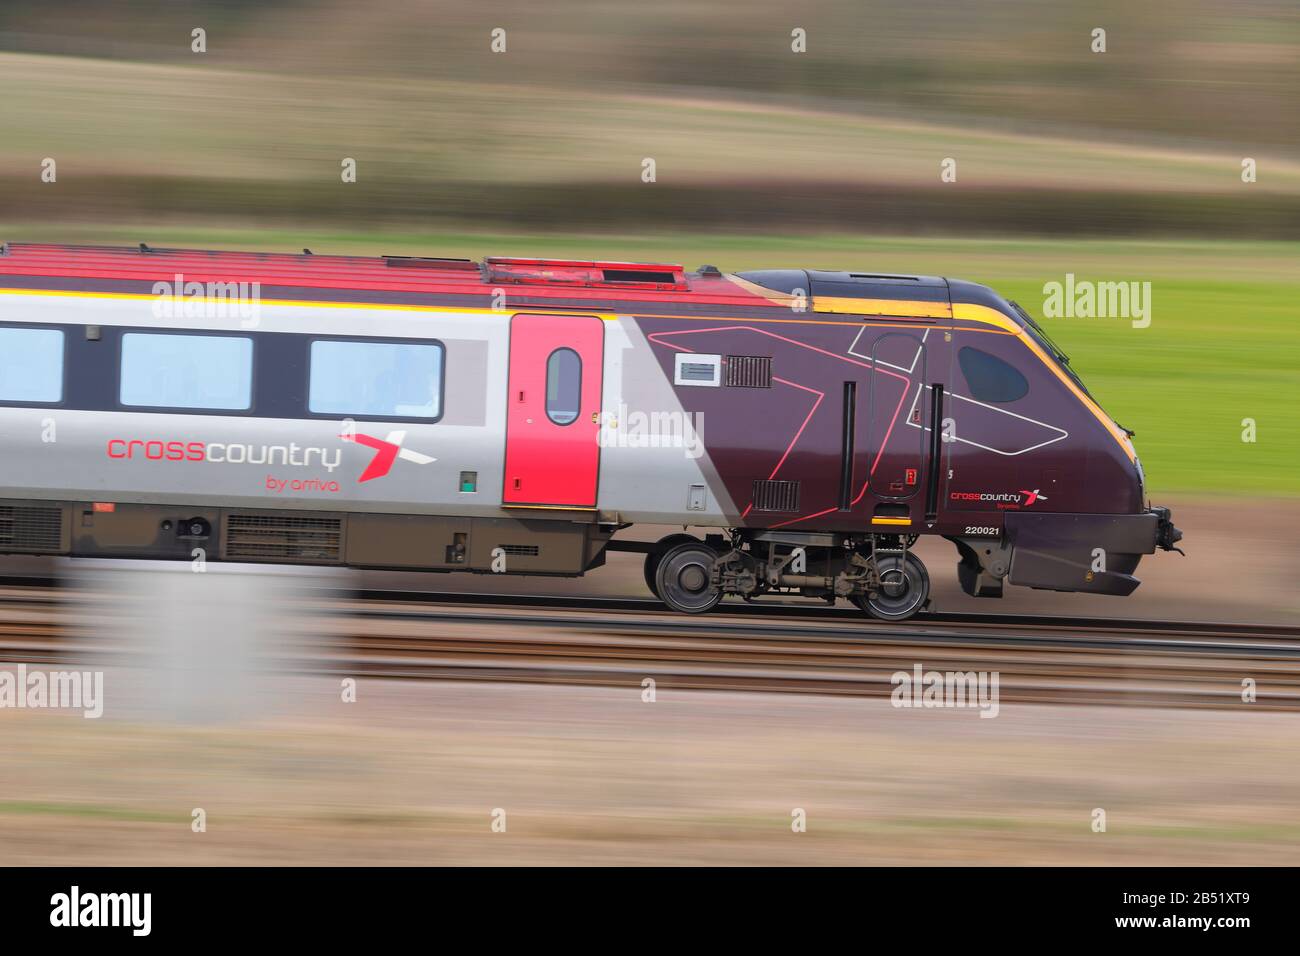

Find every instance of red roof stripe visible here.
[0,243,774,309]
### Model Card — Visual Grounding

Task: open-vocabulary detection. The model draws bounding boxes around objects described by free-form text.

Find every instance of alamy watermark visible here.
[50,886,150,936]
[599,403,704,459]
[891,664,1000,718]
[152,272,261,327]
[1042,273,1151,328]
[0,664,104,718]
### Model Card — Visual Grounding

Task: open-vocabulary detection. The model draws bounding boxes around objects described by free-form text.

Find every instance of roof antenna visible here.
[302,248,313,255]
[139,242,153,254]
[0,242,9,256]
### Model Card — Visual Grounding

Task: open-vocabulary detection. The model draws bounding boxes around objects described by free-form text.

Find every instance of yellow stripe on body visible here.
[0,286,968,331]
[501,504,598,511]
[815,296,952,319]
[0,287,623,322]
[5,284,1112,453]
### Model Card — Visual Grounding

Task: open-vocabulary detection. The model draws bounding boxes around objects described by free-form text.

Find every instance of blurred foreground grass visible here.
[3,222,1296,496]
[3,681,1299,865]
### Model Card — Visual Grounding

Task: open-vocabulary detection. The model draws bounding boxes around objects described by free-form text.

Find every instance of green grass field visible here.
[3,224,1296,496]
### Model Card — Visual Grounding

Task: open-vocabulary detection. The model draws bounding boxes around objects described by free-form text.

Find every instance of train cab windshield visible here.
[1009,299,1136,437]
[1008,299,1093,399]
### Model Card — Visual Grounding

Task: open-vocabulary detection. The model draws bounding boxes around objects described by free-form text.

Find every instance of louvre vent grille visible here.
[0,505,63,552]
[725,355,773,388]
[499,544,541,557]
[751,480,800,513]
[226,514,342,562]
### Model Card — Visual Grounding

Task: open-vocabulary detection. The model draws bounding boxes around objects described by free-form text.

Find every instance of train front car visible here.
[937,280,1183,605]
[640,267,1184,619]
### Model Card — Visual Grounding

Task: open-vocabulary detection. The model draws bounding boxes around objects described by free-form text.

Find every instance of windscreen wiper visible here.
[1010,300,1071,366]
[1008,299,1098,399]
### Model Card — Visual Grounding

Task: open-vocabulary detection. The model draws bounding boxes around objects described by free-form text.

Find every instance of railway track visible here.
[1,582,1298,710]
[5,575,1298,637]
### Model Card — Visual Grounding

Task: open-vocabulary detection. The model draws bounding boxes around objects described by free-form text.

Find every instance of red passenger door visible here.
[503,313,604,508]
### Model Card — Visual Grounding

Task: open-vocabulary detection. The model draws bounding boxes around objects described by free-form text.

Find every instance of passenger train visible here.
[0,243,1182,620]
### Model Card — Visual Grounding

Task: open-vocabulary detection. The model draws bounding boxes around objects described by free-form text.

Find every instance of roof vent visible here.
[603,268,677,284]
[384,256,480,271]
[484,257,687,291]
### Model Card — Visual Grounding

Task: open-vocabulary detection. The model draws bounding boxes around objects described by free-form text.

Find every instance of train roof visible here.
[0,242,1025,325]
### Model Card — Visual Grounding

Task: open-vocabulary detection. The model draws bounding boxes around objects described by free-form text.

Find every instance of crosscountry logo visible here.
[1019,489,1048,506]
[344,431,437,482]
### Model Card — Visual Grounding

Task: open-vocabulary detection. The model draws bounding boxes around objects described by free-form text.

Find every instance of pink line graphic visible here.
[646,325,914,524]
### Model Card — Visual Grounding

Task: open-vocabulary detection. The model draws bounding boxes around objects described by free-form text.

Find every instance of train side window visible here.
[957,346,1029,403]
[0,327,64,403]
[545,347,582,425]
[120,332,253,410]
[309,340,444,419]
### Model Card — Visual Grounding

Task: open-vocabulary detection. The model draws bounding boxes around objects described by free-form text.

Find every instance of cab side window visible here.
[957,346,1029,403]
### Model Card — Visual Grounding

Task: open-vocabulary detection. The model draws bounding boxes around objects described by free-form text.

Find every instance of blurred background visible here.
[2,0,1296,496]
[3,0,1299,234]
[1,0,1297,865]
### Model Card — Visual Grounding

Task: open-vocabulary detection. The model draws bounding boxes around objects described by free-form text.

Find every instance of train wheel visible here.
[643,534,702,601]
[655,541,722,614]
[857,553,930,621]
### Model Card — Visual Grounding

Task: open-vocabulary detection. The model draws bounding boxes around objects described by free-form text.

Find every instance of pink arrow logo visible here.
[1019,489,1048,506]
[343,430,436,482]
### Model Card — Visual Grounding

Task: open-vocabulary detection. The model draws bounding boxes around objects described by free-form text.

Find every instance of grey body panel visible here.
[0,292,733,525]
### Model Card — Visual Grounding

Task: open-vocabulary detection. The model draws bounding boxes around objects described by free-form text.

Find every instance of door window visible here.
[545,347,582,425]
